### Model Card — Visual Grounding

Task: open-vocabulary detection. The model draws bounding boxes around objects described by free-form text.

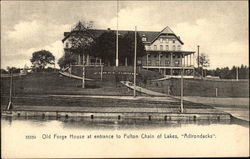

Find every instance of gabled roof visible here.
[150,26,184,44]
[62,25,184,44]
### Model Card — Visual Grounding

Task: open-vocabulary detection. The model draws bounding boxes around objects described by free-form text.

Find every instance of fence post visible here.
[100,65,103,81]
[215,88,218,97]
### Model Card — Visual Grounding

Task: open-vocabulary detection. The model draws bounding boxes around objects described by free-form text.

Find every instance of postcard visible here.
[1,0,249,158]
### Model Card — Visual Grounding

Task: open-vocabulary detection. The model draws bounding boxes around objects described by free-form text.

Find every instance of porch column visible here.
[170,52,173,76]
[170,52,173,66]
[78,54,81,65]
[86,54,90,66]
[183,55,185,67]
[190,54,191,66]
[193,52,195,67]
[146,54,148,66]
[159,53,161,72]
[125,57,128,67]
[193,67,195,77]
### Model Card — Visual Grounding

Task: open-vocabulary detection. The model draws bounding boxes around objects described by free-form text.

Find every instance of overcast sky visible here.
[1,1,248,69]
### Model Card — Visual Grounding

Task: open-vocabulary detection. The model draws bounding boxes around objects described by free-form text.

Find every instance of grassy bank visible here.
[1,72,134,96]
[148,78,249,97]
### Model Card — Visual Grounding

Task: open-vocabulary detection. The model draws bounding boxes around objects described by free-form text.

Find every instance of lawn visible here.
[1,72,133,96]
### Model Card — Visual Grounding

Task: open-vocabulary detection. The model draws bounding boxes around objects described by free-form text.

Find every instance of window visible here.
[173,54,176,58]
[174,60,179,65]
[160,45,163,50]
[166,45,169,50]
[178,55,181,58]
[178,45,181,50]
[173,40,175,43]
[166,54,169,58]
[165,60,170,65]
[154,45,157,50]
[156,60,160,65]
[65,42,69,48]
[172,45,176,51]
[160,38,163,43]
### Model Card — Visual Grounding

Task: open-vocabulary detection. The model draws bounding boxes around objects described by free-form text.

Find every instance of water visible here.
[1,117,249,158]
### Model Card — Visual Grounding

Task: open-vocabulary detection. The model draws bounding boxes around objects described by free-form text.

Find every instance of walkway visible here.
[120,81,168,97]
[59,71,94,81]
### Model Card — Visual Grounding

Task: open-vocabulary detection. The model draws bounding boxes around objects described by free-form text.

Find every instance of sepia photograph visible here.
[1,0,249,158]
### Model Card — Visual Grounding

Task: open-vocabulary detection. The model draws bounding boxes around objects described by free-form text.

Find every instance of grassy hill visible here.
[71,65,163,82]
[1,66,163,96]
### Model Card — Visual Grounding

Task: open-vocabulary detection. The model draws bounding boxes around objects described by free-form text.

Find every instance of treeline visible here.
[203,65,249,79]
[1,66,58,74]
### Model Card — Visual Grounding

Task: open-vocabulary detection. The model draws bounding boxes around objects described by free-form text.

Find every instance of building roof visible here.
[147,50,194,55]
[62,22,184,44]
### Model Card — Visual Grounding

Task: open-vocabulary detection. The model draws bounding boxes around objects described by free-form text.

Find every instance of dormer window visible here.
[65,42,69,48]
[142,34,147,42]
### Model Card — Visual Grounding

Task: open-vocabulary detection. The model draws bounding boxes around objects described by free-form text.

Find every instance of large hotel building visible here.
[62,22,195,76]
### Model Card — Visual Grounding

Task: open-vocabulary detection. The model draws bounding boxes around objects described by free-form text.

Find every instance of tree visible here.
[6,66,20,74]
[30,50,55,71]
[58,52,78,69]
[197,53,210,77]
[92,31,117,66]
[119,32,145,66]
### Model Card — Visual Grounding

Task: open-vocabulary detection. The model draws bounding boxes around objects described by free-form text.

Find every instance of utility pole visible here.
[197,45,200,68]
[115,0,119,67]
[133,26,137,98]
[7,70,13,111]
[82,54,85,88]
[180,64,184,113]
[236,66,239,81]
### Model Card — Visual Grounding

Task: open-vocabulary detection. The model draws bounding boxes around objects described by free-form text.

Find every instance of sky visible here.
[1,0,248,69]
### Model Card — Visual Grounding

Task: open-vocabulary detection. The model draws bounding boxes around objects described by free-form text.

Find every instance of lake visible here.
[1,116,249,158]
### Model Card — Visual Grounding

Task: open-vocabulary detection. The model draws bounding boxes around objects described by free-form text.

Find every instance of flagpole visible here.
[7,70,13,110]
[133,26,137,98]
[116,0,119,67]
